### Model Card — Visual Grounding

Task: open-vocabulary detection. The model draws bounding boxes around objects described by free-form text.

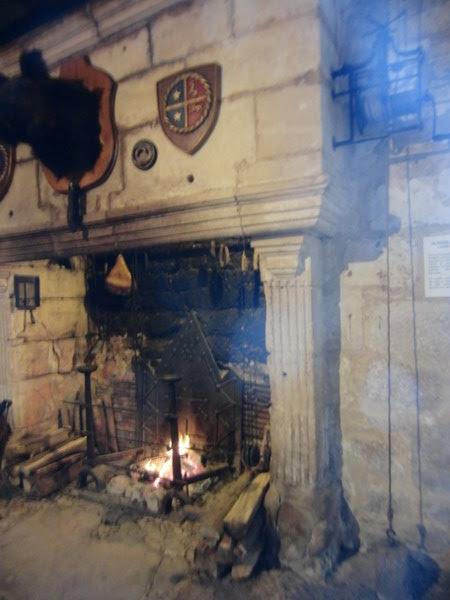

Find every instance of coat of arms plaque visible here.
[157,64,221,154]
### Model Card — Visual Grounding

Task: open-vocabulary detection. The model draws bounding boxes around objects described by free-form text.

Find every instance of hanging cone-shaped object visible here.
[105,254,133,295]
[240,249,249,272]
[218,243,230,267]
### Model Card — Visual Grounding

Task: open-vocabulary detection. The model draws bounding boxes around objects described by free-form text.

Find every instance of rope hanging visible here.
[384,2,427,550]
[406,152,427,550]
[384,169,396,546]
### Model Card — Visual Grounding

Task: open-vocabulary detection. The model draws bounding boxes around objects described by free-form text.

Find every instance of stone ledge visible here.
[0,177,335,262]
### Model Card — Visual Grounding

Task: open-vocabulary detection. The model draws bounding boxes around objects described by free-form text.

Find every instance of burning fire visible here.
[143,433,203,488]
[178,433,190,456]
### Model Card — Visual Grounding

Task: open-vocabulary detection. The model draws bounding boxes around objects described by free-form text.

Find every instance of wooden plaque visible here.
[0,143,15,201]
[43,56,117,193]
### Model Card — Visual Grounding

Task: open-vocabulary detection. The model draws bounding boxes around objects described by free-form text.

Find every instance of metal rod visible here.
[77,365,97,465]
[161,375,182,485]
[172,463,230,486]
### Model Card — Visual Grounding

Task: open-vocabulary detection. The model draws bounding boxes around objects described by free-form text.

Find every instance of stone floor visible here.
[0,495,448,600]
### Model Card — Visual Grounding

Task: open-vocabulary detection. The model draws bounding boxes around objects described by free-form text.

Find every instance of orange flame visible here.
[143,433,202,488]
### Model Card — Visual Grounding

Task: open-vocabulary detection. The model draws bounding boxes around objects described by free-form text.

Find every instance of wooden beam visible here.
[224,472,270,540]
[18,436,87,477]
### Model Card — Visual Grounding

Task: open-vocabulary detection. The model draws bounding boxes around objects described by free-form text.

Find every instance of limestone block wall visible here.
[338,0,450,559]
[0,0,326,238]
[1,259,87,434]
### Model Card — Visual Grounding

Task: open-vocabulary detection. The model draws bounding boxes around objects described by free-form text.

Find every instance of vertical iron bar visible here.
[78,365,97,465]
[161,375,182,484]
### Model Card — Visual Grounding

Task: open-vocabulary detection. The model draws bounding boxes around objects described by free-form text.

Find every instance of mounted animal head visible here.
[0,50,101,180]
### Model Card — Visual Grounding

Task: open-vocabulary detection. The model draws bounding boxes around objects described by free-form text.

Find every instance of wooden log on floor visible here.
[217,533,235,565]
[6,427,71,464]
[194,471,253,580]
[233,507,265,561]
[231,545,262,581]
[26,459,84,498]
[19,436,87,477]
[198,470,253,542]
[22,452,85,493]
[91,447,144,466]
[224,472,270,540]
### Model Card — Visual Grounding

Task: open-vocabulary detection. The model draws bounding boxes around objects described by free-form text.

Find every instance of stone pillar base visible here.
[265,481,360,577]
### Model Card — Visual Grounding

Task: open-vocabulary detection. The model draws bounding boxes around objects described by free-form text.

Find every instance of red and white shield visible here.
[157,64,221,155]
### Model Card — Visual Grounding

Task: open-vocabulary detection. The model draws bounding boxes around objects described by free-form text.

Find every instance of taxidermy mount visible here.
[0,50,116,235]
[0,50,101,180]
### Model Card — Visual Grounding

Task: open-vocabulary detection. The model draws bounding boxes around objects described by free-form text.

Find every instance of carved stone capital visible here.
[252,236,305,282]
[252,234,322,286]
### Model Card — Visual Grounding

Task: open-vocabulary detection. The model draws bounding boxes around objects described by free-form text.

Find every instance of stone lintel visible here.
[0,180,330,264]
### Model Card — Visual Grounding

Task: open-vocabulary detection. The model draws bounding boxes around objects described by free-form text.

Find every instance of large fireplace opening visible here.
[83,241,270,474]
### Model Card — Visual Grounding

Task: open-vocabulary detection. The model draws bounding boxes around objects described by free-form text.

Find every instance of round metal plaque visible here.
[132,140,158,171]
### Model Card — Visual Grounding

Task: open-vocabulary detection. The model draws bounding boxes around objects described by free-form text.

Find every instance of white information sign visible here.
[424,234,450,298]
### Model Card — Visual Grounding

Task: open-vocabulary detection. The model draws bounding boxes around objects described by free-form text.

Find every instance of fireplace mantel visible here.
[0,175,337,263]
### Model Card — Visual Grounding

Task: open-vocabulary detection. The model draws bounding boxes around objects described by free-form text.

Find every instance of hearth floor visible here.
[0,496,448,600]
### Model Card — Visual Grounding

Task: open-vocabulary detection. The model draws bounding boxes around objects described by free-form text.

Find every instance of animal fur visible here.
[0,50,101,180]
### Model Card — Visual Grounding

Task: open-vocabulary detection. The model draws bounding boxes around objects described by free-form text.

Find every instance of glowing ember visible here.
[143,433,203,488]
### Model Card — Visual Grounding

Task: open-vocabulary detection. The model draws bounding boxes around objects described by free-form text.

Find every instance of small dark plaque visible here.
[132,140,158,170]
[14,275,40,310]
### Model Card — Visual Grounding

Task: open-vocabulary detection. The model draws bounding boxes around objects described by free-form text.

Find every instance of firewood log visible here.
[217,533,235,565]
[26,459,84,498]
[231,546,262,581]
[6,427,71,464]
[92,447,144,466]
[22,452,85,493]
[19,436,87,477]
[233,507,265,561]
[224,472,270,540]
[198,471,253,542]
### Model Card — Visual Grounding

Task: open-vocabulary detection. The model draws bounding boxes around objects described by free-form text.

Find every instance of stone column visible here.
[252,235,359,576]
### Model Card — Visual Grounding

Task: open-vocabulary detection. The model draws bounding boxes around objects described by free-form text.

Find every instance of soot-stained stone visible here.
[183,287,214,310]
[86,244,266,368]
[140,274,171,294]
[171,269,198,292]
[206,335,231,363]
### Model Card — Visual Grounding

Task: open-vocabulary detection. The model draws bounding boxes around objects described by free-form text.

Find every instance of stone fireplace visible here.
[0,0,366,580]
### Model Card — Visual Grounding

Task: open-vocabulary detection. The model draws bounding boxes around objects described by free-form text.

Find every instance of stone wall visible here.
[0,258,87,434]
[0,0,330,243]
[337,0,450,560]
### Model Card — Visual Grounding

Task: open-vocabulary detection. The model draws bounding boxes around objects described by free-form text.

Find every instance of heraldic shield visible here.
[157,64,221,154]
